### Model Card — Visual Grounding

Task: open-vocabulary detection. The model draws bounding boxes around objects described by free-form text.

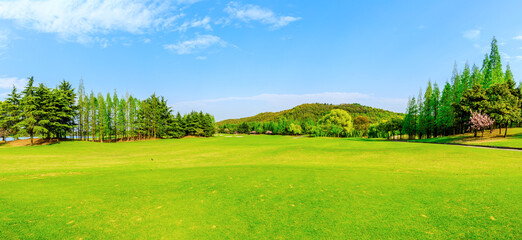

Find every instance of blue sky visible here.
[1,0,522,121]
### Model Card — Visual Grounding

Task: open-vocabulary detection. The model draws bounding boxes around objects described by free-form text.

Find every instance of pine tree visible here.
[105,93,113,141]
[97,93,106,142]
[430,83,440,137]
[422,82,433,138]
[437,82,454,136]
[17,77,45,145]
[113,91,119,140]
[90,92,97,142]
[78,78,85,140]
[5,86,21,140]
[486,37,504,87]
[35,83,53,139]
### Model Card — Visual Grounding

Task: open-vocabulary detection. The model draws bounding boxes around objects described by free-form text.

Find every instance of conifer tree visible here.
[78,78,85,140]
[5,86,21,139]
[437,82,454,135]
[113,91,119,140]
[17,77,45,145]
[97,93,106,142]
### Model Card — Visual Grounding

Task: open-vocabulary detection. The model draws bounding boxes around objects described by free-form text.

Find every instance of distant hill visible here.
[218,103,403,125]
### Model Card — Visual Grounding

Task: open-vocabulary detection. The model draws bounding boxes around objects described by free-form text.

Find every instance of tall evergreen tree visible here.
[5,86,21,140]
[437,82,454,136]
[17,77,45,145]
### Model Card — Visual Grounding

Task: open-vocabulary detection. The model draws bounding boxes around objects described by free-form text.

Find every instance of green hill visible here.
[218,103,403,125]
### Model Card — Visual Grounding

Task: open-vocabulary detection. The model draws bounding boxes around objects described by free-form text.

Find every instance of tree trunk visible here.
[474,129,477,137]
[504,123,508,138]
[30,133,33,146]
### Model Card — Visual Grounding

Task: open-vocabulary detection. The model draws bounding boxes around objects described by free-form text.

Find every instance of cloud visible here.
[177,16,212,32]
[0,77,28,98]
[174,92,408,121]
[463,29,480,40]
[0,77,27,90]
[224,2,301,29]
[164,34,227,54]
[0,0,185,42]
[513,35,522,40]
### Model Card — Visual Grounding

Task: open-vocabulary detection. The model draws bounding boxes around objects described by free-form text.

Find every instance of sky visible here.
[1,0,522,121]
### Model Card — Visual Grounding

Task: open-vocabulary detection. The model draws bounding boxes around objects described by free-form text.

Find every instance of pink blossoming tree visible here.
[469,110,495,137]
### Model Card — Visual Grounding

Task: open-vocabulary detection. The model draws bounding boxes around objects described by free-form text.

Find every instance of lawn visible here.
[0,135,520,239]
[411,127,522,148]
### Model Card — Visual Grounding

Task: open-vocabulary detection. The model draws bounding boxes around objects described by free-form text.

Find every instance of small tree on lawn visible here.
[469,110,494,137]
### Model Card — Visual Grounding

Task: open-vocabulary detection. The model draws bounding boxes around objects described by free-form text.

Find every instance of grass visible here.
[411,127,522,148]
[0,135,521,239]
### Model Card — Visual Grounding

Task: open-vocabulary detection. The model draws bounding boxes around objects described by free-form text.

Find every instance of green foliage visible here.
[218,103,401,138]
[406,36,522,139]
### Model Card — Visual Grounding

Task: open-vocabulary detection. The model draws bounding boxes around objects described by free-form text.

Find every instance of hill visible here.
[218,103,403,125]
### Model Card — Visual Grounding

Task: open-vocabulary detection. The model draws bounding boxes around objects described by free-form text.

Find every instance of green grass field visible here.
[1,135,521,239]
[412,127,522,148]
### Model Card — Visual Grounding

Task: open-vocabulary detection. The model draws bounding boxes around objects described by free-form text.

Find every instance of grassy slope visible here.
[412,128,522,148]
[0,136,520,239]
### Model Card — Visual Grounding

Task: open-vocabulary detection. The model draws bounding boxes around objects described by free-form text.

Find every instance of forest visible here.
[400,37,521,139]
[217,103,403,137]
[0,78,215,145]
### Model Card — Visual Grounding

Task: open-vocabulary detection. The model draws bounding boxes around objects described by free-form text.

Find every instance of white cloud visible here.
[0,77,28,98]
[177,16,212,32]
[0,0,185,42]
[513,35,522,40]
[224,2,301,29]
[195,56,207,60]
[463,29,480,40]
[174,92,408,120]
[164,34,226,54]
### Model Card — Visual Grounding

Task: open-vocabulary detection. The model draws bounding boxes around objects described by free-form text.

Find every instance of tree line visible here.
[217,103,401,137]
[0,79,215,145]
[401,37,521,139]
[219,109,373,137]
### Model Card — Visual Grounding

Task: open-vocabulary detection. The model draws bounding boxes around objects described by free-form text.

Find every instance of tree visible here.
[5,86,21,140]
[89,92,97,142]
[436,82,454,136]
[78,78,85,140]
[53,80,76,138]
[97,93,106,142]
[484,37,503,88]
[402,97,417,139]
[105,93,113,141]
[17,77,46,145]
[0,101,8,141]
[318,109,353,137]
[353,116,370,137]
[113,91,119,140]
[289,123,302,135]
[429,83,440,137]
[469,110,494,137]
[486,82,520,137]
